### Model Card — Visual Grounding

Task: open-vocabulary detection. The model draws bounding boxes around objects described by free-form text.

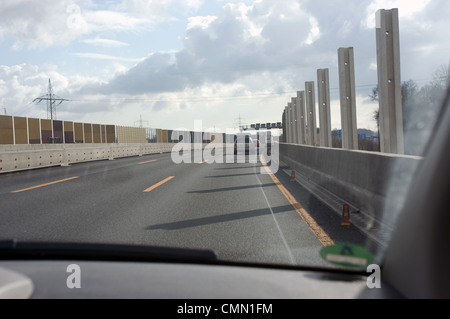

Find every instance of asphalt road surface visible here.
[0,151,368,268]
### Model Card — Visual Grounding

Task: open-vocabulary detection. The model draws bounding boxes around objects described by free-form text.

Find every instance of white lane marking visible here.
[254,169,296,265]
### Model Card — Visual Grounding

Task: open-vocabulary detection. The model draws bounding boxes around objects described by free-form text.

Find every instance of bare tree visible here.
[373,109,379,132]
[402,80,418,106]
[417,63,450,105]
[431,63,450,89]
[370,80,418,152]
[369,86,378,102]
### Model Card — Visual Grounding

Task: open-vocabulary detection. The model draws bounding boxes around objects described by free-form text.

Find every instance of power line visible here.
[67,83,388,105]
[33,79,71,120]
[8,75,436,117]
[63,77,443,106]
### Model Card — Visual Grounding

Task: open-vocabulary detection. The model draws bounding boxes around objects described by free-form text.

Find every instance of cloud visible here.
[83,38,129,47]
[363,0,432,29]
[187,16,218,30]
[0,0,85,49]
[72,52,144,63]
[153,100,169,112]
[80,0,322,96]
[122,0,204,19]
[0,62,108,120]
[82,10,149,32]
[0,0,204,50]
[337,20,354,39]
[0,63,69,118]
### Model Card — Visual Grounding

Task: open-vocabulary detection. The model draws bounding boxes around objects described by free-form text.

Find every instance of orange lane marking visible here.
[259,154,334,247]
[143,176,175,193]
[198,160,208,164]
[11,177,80,194]
[139,160,158,165]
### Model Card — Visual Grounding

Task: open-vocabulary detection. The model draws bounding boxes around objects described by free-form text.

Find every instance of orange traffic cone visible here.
[290,170,295,182]
[341,204,351,226]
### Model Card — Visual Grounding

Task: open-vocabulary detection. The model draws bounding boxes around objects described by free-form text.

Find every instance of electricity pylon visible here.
[33,79,70,120]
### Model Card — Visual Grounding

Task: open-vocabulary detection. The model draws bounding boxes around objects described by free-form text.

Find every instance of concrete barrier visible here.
[279,143,422,227]
[0,143,203,174]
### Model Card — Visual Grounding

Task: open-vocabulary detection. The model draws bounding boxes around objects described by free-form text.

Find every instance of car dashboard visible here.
[0,259,402,299]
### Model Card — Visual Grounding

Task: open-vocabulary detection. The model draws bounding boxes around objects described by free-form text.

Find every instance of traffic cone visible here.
[290,170,295,182]
[341,204,351,226]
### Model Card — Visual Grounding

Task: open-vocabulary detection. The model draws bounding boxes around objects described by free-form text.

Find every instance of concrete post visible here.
[338,47,358,150]
[296,91,306,145]
[109,145,114,161]
[61,148,70,167]
[317,69,332,147]
[291,98,299,144]
[288,102,294,143]
[285,105,291,143]
[376,9,404,154]
[305,82,317,146]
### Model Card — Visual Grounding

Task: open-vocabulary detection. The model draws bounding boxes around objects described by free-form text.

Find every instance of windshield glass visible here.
[0,0,448,271]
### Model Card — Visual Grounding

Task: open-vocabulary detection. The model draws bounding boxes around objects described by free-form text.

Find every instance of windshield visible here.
[0,0,448,271]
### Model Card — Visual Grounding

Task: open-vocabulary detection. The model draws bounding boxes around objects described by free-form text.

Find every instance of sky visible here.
[0,0,449,132]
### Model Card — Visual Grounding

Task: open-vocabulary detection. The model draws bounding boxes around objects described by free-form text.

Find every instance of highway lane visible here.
[0,151,368,267]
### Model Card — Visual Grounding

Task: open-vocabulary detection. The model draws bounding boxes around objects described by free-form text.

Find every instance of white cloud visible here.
[305,16,321,45]
[0,0,85,49]
[72,53,144,63]
[363,0,432,29]
[85,0,321,96]
[0,0,203,50]
[83,10,149,32]
[118,0,205,22]
[0,62,107,120]
[337,20,353,39]
[187,16,218,30]
[0,63,68,118]
[83,38,129,47]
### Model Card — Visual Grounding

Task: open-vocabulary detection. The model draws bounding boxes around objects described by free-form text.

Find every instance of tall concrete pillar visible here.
[284,106,289,143]
[291,98,299,144]
[317,69,332,148]
[338,47,358,150]
[296,91,306,145]
[288,102,295,144]
[305,82,317,146]
[376,9,404,154]
[285,105,291,143]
